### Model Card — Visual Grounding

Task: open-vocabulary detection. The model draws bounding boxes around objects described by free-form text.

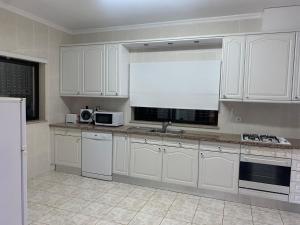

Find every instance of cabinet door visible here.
[244,33,295,101]
[221,36,245,100]
[54,135,81,168]
[293,32,300,101]
[105,44,119,96]
[198,151,239,193]
[82,45,105,95]
[162,147,198,187]
[130,143,162,181]
[60,47,82,95]
[113,134,129,175]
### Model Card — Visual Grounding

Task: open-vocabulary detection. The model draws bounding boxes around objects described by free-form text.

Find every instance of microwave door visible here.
[95,114,113,125]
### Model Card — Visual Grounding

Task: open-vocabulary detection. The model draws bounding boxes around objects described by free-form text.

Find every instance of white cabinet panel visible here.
[105,44,119,96]
[60,44,129,97]
[113,134,129,175]
[244,33,295,101]
[60,47,82,95]
[54,134,81,168]
[162,146,198,187]
[130,143,162,181]
[221,36,245,100]
[293,32,300,100]
[198,150,239,193]
[82,45,105,95]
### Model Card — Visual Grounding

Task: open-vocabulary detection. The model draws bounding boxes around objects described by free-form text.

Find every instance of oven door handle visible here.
[241,155,291,167]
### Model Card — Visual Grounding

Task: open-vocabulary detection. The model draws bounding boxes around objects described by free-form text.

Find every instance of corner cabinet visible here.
[113,133,129,175]
[220,36,245,100]
[54,128,81,168]
[244,33,295,101]
[293,32,300,101]
[60,44,129,98]
[60,47,82,95]
[198,150,239,193]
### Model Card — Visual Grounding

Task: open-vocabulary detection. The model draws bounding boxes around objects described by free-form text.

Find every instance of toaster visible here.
[65,114,78,124]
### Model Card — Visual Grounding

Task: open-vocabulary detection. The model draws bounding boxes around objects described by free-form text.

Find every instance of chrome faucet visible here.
[162,121,172,133]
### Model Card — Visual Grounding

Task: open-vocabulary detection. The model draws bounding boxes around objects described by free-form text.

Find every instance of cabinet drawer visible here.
[130,135,162,145]
[292,160,300,171]
[290,182,300,193]
[200,141,240,154]
[55,128,81,137]
[289,192,300,204]
[291,171,300,182]
[241,146,291,158]
[163,138,199,150]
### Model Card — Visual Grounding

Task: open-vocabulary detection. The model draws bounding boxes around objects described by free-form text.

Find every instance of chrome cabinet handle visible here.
[200,152,204,158]
[158,148,161,152]
[218,146,222,151]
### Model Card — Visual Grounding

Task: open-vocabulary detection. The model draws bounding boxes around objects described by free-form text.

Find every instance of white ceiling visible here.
[0,0,299,32]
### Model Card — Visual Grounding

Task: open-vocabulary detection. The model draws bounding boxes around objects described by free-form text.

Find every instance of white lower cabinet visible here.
[198,150,239,193]
[130,143,162,181]
[54,129,81,168]
[113,133,129,175]
[162,146,198,187]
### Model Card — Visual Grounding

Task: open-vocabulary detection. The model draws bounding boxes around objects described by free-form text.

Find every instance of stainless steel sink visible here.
[149,128,184,135]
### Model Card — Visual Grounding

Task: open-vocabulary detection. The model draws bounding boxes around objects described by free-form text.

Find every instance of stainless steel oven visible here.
[239,154,291,200]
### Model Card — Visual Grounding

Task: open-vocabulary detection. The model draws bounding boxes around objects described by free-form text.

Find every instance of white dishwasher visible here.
[82,132,113,181]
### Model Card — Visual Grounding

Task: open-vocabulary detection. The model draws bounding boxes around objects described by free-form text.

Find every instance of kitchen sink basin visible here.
[149,128,184,135]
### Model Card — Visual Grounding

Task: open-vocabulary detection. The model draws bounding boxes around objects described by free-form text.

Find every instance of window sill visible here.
[129,120,220,130]
[26,120,48,125]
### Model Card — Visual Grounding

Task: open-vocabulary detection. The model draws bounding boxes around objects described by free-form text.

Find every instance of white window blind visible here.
[130,60,221,110]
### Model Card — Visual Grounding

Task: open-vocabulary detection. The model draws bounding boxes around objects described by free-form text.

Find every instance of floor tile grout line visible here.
[158,191,178,225]
[250,205,255,225]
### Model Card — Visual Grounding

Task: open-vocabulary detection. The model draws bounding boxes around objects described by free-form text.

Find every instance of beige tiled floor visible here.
[28,171,300,225]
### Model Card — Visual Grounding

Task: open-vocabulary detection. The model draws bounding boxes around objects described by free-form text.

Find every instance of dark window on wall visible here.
[0,56,39,121]
[134,107,218,126]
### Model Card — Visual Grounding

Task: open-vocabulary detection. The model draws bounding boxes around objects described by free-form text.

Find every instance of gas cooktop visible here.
[241,134,291,145]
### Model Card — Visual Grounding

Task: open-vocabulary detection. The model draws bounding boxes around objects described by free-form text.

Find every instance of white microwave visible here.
[94,111,124,126]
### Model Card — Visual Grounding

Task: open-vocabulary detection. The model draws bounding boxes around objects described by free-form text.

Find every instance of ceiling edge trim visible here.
[72,12,262,34]
[0,1,73,34]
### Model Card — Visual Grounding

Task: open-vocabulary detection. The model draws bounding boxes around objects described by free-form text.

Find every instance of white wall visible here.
[0,8,72,178]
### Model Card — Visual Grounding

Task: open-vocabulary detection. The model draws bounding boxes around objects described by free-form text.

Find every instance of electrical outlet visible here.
[235,116,242,122]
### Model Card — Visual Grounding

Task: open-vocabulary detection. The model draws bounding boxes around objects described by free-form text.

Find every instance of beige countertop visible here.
[50,123,300,150]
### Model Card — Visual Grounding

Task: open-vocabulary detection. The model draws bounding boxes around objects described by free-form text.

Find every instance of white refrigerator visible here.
[0,98,27,225]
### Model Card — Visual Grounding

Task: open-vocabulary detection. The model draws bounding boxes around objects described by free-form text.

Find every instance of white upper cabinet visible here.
[198,150,239,193]
[60,44,129,97]
[221,36,245,100]
[82,45,105,96]
[293,32,300,101]
[162,146,198,187]
[105,44,119,96]
[113,133,129,175]
[244,33,295,101]
[60,47,82,95]
[105,44,130,97]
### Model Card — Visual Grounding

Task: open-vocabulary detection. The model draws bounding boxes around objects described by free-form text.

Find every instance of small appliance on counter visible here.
[94,111,124,126]
[241,133,291,145]
[65,114,78,124]
[80,106,93,123]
